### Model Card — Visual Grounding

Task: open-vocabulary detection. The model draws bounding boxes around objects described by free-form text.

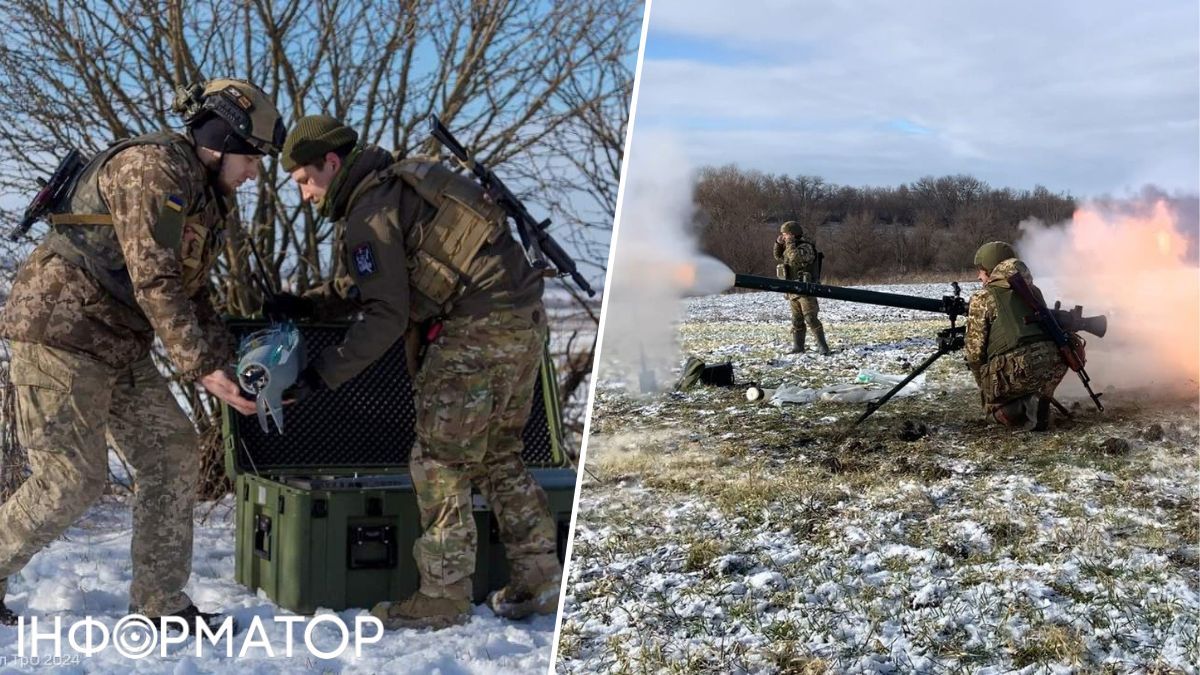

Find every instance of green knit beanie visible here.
[973,241,1017,273]
[281,115,359,171]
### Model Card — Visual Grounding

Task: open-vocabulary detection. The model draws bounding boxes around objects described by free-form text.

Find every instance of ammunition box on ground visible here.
[224,322,575,614]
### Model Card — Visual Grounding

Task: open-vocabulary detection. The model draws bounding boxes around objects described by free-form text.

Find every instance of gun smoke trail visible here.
[1015,192,1200,401]
[601,133,734,392]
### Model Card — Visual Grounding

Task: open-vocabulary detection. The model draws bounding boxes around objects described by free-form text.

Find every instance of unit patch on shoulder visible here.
[166,195,185,212]
[352,243,377,278]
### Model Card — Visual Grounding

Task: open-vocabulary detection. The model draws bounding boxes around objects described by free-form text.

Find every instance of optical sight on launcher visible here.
[732,273,1107,424]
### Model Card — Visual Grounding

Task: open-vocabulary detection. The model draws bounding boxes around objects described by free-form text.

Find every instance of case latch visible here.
[347,525,397,570]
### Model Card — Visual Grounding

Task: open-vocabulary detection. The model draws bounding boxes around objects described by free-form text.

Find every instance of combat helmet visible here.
[779,221,806,237]
[973,241,1017,274]
[172,79,286,156]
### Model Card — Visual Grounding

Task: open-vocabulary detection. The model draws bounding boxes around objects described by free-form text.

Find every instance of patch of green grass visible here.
[556,620,584,660]
[984,520,1028,550]
[682,537,723,573]
[763,618,803,642]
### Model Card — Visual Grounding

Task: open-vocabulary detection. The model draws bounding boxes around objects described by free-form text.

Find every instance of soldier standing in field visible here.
[774,221,832,355]
[267,115,562,629]
[0,79,284,627]
[964,241,1068,431]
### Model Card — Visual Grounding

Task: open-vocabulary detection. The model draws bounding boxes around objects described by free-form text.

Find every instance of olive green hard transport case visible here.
[223,322,576,614]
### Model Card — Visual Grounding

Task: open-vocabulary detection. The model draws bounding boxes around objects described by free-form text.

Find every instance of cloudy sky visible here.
[632,0,1199,197]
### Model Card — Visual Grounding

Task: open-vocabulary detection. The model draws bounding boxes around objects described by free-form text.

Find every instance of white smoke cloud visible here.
[599,133,732,392]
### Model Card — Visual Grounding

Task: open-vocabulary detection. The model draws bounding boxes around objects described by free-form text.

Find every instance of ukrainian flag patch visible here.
[166,195,185,212]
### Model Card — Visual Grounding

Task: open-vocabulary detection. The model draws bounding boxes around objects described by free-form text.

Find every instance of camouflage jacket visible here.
[774,239,818,282]
[0,134,235,380]
[964,258,1050,375]
[302,145,543,390]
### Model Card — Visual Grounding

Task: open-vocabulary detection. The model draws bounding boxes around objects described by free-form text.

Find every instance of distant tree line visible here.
[693,166,1077,282]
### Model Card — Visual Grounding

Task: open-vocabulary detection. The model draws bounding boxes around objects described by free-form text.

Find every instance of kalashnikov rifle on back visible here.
[7,149,87,241]
[732,273,1108,424]
[427,115,596,298]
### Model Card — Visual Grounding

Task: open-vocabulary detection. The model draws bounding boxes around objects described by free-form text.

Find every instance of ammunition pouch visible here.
[368,158,506,321]
[775,264,787,280]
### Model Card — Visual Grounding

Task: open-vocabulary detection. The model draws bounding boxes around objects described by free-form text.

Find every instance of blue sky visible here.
[632,0,1199,197]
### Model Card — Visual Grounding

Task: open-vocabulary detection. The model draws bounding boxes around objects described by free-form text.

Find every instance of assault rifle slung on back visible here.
[427,115,596,297]
[8,149,87,241]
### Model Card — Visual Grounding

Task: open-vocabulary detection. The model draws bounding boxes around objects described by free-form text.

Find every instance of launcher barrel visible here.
[733,273,969,319]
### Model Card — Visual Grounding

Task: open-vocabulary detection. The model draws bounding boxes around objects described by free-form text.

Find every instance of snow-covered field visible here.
[557,285,1200,674]
[0,484,556,674]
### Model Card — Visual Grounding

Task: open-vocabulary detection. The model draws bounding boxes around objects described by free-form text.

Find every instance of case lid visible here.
[224,321,562,476]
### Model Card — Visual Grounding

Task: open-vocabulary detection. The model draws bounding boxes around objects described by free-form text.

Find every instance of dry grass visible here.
[560,315,1200,674]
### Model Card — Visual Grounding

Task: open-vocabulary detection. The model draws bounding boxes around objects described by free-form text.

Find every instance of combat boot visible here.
[812,325,832,356]
[0,579,15,626]
[371,580,472,630]
[790,329,806,354]
[137,603,237,634]
[993,395,1036,428]
[488,575,563,620]
[1030,396,1052,432]
[0,600,16,627]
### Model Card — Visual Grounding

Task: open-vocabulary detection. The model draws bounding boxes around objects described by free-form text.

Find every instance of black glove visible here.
[262,293,315,321]
[283,366,327,404]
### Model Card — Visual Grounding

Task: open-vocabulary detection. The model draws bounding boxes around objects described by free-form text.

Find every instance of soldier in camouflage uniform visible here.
[964,241,1068,431]
[0,79,285,627]
[269,115,562,629]
[773,221,832,355]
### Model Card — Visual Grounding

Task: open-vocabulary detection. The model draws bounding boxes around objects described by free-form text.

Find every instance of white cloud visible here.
[637,0,1199,195]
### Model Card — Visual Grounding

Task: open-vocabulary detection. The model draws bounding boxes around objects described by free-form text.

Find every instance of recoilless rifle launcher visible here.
[732,273,1107,424]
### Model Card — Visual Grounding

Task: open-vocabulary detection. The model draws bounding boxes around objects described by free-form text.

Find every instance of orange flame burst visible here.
[671,262,698,289]
[1056,200,1199,392]
[1070,200,1189,268]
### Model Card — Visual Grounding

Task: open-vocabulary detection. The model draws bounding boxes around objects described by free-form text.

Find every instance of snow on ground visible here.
[0,491,555,673]
[557,286,1200,674]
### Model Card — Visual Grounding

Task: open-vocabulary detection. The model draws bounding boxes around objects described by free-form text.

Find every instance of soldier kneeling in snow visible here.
[964,241,1068,431]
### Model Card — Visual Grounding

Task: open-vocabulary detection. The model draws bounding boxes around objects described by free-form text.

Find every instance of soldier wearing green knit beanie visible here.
[269,114,561,631]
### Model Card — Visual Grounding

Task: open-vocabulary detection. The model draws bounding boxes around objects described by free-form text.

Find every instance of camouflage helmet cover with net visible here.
[172,78,286,155]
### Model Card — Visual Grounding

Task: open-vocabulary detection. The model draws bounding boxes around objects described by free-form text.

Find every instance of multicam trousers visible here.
[0,342,198,615]
[410,306,561,600]
[977,340,1069,412]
